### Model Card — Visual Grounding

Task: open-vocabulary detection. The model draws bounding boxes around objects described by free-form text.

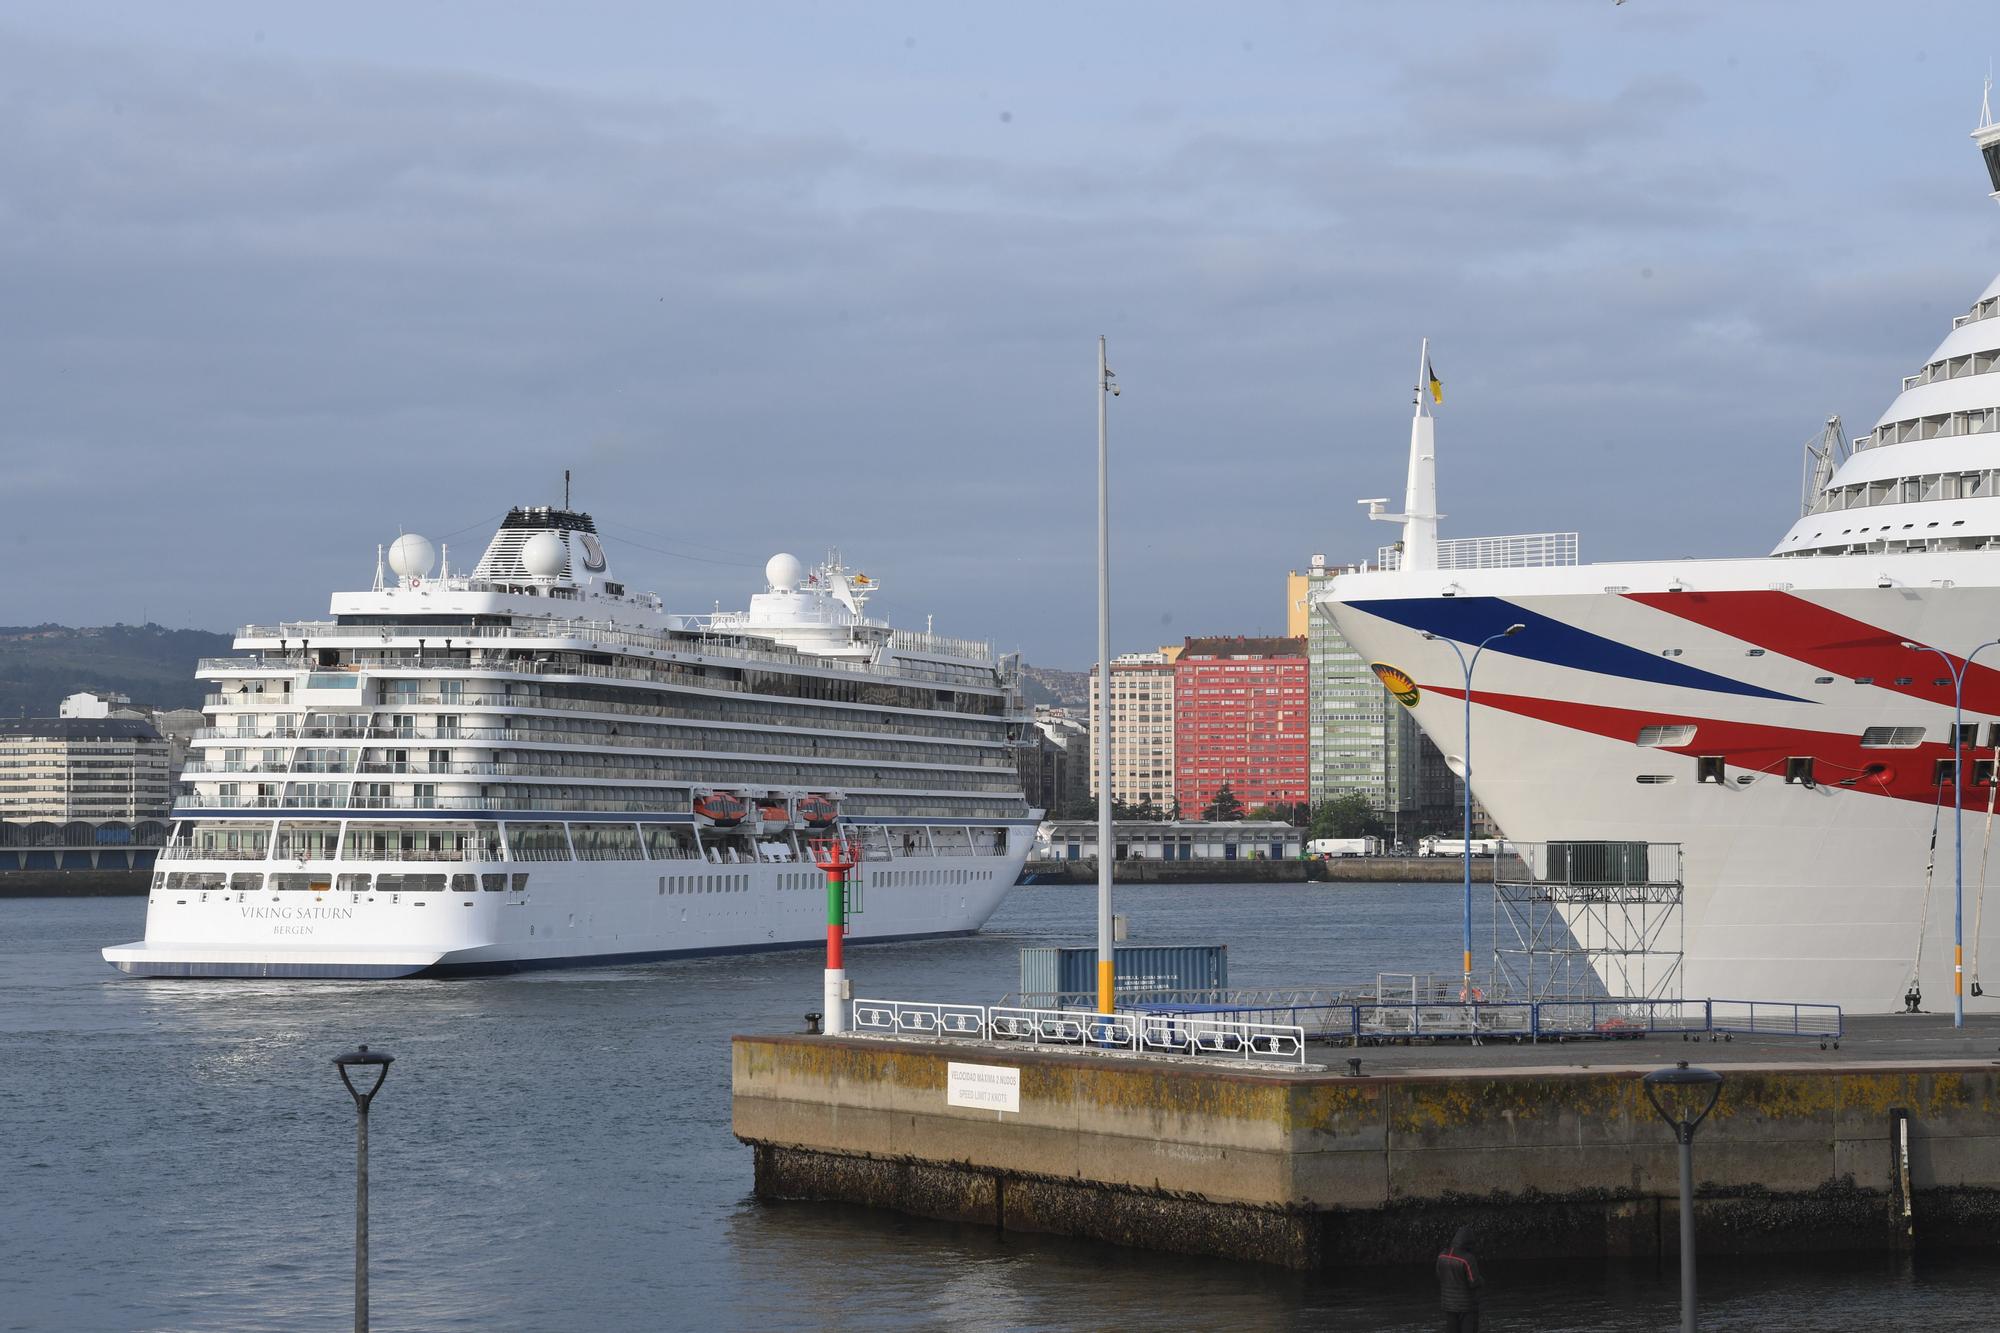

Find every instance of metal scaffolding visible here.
[1492,841,1684,1001]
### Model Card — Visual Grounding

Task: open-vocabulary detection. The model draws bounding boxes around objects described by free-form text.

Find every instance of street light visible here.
[1421,622,1525,998]
[334,1044,395,1333]
[1643,1061,1724,1333]
[1900,637,2000,1028]
[1095,335,1119,1015]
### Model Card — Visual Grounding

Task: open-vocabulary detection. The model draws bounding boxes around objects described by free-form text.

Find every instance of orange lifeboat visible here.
[757,798,791,827]
[795,793,838,828]
[693,791,748,826]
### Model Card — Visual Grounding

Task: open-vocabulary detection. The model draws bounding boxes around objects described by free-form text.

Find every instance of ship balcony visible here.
[177,793,698,814]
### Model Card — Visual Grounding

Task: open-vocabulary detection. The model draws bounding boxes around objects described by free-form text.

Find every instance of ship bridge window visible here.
[1860,726,1926,749]
[1636,724,1698,748]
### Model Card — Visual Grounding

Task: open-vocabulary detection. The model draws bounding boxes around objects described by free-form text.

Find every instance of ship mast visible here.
[1360,337,1443,571]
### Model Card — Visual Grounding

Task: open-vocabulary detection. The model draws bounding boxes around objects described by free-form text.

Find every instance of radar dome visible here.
[387,533,436,581]
[521,531,567,578]
[765,552,804,591]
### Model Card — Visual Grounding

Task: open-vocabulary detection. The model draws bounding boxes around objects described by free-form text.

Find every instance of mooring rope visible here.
[1975,746,1999,996]
[1910,773,1949,1004]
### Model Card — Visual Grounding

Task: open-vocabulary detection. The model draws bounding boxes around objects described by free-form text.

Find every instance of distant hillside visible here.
[0,624,234,719]
[1020,664,1090,709]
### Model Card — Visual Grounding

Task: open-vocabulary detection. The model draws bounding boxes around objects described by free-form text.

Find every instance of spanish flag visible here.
[1426,357,1443,405]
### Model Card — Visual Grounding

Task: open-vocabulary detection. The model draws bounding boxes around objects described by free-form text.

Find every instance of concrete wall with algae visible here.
[733,1034,2000,1269]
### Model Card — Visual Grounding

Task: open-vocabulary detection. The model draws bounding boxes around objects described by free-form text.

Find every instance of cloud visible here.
[0,14,1989,668]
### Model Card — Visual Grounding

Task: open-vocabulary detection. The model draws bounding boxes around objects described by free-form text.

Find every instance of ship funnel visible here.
[472,506,602,582]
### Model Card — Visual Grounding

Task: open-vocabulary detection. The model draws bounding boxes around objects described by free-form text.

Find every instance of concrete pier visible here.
[733,1017,2000,1269]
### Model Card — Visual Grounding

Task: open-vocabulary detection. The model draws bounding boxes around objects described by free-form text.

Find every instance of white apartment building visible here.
[0,715,174,827]
[1087,650,1177,809]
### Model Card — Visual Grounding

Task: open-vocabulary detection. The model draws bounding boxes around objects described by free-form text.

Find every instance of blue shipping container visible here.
[1019,945,1227,1002]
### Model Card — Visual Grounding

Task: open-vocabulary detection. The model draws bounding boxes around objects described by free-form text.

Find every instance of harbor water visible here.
[4,884,1997,1331]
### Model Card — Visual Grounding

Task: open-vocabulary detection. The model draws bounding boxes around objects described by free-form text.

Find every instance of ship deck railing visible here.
[224,618,997,689]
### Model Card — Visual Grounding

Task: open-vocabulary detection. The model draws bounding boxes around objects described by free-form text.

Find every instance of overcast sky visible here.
[4,3,1998,665]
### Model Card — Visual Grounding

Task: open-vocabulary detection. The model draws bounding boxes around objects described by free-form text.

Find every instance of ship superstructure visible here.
[104,506,1035,977]
[1316,98,2000,1012]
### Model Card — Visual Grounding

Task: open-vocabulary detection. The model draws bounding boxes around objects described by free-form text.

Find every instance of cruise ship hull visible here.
[103,838,1028,978]
[1323,550,2000,1014]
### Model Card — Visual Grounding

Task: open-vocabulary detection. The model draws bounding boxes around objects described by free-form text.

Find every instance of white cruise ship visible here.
[103,505,1035,977]
[1317,100,2000,1013]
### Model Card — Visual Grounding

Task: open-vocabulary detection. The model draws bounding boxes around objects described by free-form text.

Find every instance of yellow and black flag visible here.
[1426,356,1443,405]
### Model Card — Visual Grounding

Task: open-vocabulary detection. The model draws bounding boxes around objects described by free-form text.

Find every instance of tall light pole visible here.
[1422,623,1524,997]
[333,1044,394,1333]
[1900,637,2000,1028]
[1096,336,1119,1015]
[1643,1061,1724,1333]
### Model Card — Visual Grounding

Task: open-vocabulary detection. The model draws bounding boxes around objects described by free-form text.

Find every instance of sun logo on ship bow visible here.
[1370,663,1421,707]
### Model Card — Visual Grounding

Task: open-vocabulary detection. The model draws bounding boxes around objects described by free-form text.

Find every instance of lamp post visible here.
[1095,335,1119,1015]
[1900,638,2000,1028]
[1422,623,1524,998]
[333,1044,394,1333]
[1643,1061,1724,1333]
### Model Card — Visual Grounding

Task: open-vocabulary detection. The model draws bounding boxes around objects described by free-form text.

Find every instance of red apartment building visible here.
[1173,636,1310,817]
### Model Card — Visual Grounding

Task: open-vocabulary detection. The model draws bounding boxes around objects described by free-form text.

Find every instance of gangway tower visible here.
[1491,841,1684,1002]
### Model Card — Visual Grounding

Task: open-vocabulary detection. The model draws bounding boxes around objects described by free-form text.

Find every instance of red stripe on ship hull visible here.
[1429,685,1985,809]
[1623,589,2000,714]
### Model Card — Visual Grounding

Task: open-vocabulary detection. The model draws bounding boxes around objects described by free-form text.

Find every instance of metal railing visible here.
[850,998,989,1040]
[1709,999,1843,1039]
[852,998,1308,1066]
[992,987,1841,1045]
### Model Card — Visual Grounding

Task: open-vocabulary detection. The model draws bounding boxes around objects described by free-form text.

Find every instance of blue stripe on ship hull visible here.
[107,928,977,980]
[1352,595,1806,703]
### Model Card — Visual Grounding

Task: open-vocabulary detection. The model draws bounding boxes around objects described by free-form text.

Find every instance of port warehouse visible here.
[1036,819,1301,861]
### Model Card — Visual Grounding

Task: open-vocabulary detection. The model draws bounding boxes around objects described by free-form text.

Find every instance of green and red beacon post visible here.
[810,834,862,1035]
